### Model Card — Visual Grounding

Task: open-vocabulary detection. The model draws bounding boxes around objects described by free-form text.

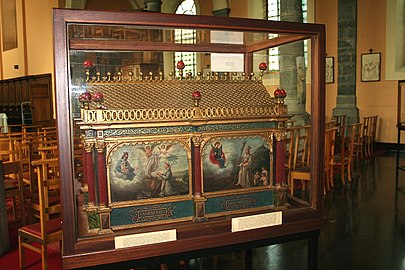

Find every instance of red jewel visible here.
[83,60,93,68]
[274,88,283,98]
[259,62,267,71]
[280,88,287,98]
[192,91,201,98]
[79,91,92,101]
[177,60,185,70]
[93,91,104,101]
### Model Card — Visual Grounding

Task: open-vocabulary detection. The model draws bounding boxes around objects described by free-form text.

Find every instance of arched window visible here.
[267,0,307,71]
[174,0,197,76]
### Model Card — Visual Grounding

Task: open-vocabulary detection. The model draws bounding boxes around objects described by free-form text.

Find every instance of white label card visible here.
[211,53,244,72]
[114,229,177,249]
[231,212,282,232]
[210,30,244,44]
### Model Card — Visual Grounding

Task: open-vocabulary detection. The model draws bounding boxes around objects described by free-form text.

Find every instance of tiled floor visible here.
[170,151,405,270]
[2,151,405,270]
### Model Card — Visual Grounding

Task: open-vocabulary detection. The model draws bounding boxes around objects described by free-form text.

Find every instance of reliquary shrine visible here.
[54,9,325,269]
[76,62,290,233]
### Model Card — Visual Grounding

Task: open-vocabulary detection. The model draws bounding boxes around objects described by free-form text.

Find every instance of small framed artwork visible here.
[325,57,334,84]
[361,52,381,82]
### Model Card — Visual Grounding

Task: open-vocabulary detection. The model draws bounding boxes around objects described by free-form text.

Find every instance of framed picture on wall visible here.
[361,52,381,82]
[325,57,334,84]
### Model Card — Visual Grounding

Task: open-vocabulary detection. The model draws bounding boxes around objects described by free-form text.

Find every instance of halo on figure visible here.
[213,141,221,147]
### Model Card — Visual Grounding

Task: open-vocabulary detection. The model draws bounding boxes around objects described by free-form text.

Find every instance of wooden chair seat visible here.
[20,217,62,237]
[4,178,19,189]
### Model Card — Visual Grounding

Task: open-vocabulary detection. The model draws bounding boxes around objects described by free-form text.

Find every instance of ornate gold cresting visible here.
[78,61,288,123]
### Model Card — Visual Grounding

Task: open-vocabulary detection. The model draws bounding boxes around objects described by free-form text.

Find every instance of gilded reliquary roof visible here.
[79,73,287,124]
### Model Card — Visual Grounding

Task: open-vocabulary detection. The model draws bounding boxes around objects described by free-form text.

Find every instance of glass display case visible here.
[53,9,326,269]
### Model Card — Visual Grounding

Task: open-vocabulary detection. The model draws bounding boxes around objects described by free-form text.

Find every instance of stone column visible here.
[212,0,230,17]
[333,0,359,124]
[144,0,161,12]
[279,0,309,125]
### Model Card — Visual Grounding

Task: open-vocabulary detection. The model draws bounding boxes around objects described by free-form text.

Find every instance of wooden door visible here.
[30,75,53,126]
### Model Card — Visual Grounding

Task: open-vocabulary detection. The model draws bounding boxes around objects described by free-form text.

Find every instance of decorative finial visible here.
[192,91,202,107]
[92,91,104,109]
[83,60,93,82]
[177,60,185,79]
[259,62,267,81]
[274,87,287,104]
[78,91,92,109]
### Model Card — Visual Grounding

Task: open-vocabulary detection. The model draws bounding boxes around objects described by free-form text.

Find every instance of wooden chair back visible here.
[285,126,298,186]
[289,125,311,195]
[292,125,311,169]
[324,127,338,192]
[18,158,62,270]
[362,115,378,157]
[1,143,25,223]
[28,158,60,223]
[350,122,363,160]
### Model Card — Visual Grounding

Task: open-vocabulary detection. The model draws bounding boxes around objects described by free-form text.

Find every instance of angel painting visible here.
[202,137,272,193]
[158,144,174,160]
[141,144,176,178]
[109,141,190,202]
[144,145,160,178]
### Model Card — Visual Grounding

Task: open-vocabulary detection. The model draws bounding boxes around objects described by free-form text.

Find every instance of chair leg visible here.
[11,197,17,220]
[290,178,294,195]
[41,244,48,270]
[329,167,334,188]
[18,235,25,270]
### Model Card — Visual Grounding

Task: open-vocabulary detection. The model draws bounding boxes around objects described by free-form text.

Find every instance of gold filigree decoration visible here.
[273,130,286,141]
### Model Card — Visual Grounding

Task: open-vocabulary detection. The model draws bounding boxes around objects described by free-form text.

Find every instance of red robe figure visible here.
[209,141,226,168]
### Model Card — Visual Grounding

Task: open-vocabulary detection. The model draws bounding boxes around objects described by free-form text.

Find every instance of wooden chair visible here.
[2,158,25,223]
[324,127,338,192]
[351,122,364,161]
[27,158,60,223]
[285,126,298,187]
[18,158,62,270]
[325,120,336,129]
[329,124,357,186]
[332,115,346,153]
[289,125,311,195]
[1,140,25,222]
[362,115,378,158]
[37,145,58,160]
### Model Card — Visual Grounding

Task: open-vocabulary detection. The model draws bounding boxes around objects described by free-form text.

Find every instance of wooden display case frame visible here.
[53,9,326,269]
